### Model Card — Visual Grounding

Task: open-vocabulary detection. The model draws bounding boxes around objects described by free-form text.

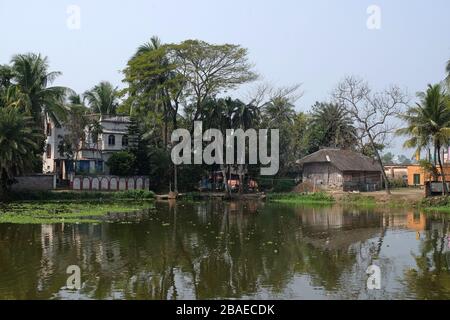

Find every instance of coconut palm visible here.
[398,84,450,194]
[10,53,71,126]
[132,36,163,59]
[0,107,43,193]
[0,86,27,110]
[83,81,119,115]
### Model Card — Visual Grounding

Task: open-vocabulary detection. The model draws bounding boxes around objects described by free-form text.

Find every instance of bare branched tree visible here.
[333,76,408,194]
[244,82,303,108]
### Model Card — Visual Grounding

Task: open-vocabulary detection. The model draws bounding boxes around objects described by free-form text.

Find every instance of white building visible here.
[43,115,131,182]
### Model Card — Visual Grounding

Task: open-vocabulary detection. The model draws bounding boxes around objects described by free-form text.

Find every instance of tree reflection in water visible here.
[0,201,449,299]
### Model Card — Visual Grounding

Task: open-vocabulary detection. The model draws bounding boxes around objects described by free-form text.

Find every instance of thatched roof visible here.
[296,149,382,172]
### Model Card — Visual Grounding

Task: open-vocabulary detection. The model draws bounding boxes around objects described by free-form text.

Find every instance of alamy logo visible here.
[66,5,81,30]
[366,5,381,30]
[66,265,81,290]
[366,264,381,290]
[171,121,279,175]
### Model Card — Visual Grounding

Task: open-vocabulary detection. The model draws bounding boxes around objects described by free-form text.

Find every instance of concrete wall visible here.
[71,175,149,191]
[11,174,56,191]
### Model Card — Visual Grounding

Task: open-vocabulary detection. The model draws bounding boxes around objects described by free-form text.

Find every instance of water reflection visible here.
[0,201,449,300]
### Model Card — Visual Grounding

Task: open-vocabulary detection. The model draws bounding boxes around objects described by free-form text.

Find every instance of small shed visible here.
[296,149,382,192]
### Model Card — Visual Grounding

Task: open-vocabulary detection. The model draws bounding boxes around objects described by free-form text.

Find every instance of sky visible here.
[1,0,449,155]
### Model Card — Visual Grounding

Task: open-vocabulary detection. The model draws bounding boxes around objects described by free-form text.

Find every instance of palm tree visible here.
[0,86,27,110]
[83,81,119,115]
[446,59,450,78]
[398,84,450,194]
[132,36,162,59]
[233,100,260,193]
[263,96,296,126]
[128,36,175,141]
[0,107,43,194]
[10,53,71,127]
[310,102,357,149]
[233,99,260,130]
[446,59,450,87]
[0,65,13,90]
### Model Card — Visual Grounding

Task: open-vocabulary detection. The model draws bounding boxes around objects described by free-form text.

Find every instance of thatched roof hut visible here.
[296,149,382,191]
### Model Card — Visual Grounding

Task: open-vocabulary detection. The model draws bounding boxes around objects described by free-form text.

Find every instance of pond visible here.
[0,200,449,300]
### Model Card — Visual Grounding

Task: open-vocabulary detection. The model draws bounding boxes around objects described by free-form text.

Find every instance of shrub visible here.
[389,177,407,188]
[111,189,155,200]
[420,196,450,208]
[106,151,136,176]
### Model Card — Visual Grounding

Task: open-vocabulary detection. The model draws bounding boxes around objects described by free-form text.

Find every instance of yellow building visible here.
[406,164,450,186]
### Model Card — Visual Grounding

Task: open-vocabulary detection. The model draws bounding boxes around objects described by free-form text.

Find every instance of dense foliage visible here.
[105,151,136,176]
[1,37,449,195]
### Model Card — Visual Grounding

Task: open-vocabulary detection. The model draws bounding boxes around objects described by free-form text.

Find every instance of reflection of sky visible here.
[375,230,422,299]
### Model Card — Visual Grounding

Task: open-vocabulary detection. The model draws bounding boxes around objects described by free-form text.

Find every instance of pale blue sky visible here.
[1,0,449,154]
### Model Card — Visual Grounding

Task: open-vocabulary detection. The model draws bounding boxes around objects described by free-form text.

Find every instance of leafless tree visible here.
[333,76,408,194]
[244,82,303,108]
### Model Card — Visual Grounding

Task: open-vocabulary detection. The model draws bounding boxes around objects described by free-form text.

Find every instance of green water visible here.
[0,200,449,300]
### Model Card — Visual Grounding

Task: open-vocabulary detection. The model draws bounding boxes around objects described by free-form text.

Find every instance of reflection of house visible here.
[406,212,427,231]
[43,115,131,181]
[296,149,382,192]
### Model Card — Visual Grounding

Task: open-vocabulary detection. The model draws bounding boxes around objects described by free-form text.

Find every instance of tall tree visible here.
[132,36,163,59]
[0,65,13,90]
[309,102,357,150]
[0,107,43,194]
[124,37,183,143]
[263,96,296,126]
[84,81,119,115]
[334,76,408,194]
[10,53,70,126]
[398,84,450,194]
[124,38,185,192]
[446,59,450,83]
[167,39,258,122]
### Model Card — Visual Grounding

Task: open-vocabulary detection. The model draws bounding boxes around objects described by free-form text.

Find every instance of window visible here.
[46,144,52,159]
[413,174,420,185]
[108,135,115,146]
[122,135,128,147]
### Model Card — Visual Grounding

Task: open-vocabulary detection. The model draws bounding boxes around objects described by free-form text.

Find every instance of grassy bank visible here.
[419,196,450,212]
[0,200,155,224]
[267,192,335,204]
[268,190,425,208]
[337,194,377,206]
[3,189,155,202]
